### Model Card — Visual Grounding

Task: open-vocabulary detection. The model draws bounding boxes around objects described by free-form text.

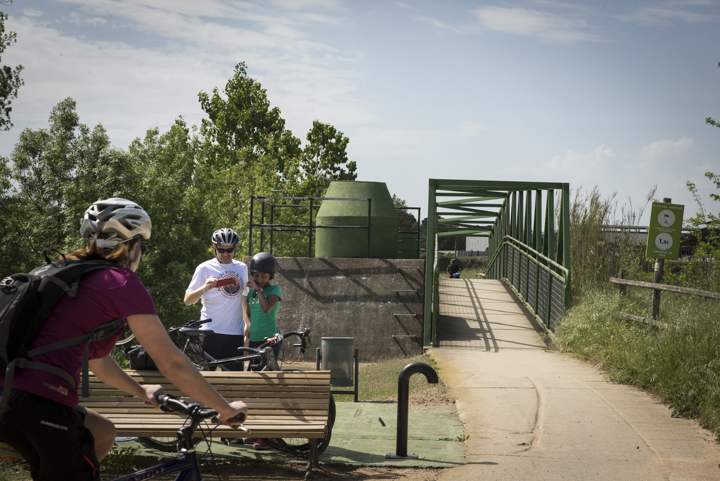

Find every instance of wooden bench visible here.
[82,369,333,475]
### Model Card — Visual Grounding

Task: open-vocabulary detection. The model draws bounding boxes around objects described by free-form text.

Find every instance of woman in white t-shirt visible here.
[184,228,249,370]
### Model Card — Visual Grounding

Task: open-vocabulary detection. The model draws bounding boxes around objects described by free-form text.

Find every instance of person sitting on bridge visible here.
[447,259,460,278]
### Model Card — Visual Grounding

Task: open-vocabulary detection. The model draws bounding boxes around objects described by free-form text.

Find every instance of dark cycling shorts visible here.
[0,389,99,481]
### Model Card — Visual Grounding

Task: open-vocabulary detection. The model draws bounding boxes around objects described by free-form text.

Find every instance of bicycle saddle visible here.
[179,327,214,337]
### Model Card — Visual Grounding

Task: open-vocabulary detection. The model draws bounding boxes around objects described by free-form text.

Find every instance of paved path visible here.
[429,278,720,481]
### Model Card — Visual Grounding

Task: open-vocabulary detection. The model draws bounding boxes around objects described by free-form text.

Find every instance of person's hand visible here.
[244,323,250,343]
[139,384,164,409]
[246,279,255,289]
[204,277,218,292]
[218,400,248,425]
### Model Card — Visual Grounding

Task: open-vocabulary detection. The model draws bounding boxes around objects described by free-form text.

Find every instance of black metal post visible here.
[309,198,314,258]
[386,362,439,459]
[260,202,266,252]
[248,197,254,256]
[416,207,421,259]
[270,203,275,255]
[367,199,371,258]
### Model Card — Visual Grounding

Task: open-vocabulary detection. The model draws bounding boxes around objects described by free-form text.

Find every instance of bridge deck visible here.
[437,278,546,351]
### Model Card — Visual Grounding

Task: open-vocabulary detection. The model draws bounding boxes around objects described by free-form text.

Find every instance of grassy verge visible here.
[555,285,720,439]
[331,353,450,405]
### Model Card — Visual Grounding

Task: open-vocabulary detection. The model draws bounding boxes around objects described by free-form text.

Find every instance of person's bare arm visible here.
[242,294,250,342]
[256,289,280,314]
[184,277,218,306]
[127,313,247,422]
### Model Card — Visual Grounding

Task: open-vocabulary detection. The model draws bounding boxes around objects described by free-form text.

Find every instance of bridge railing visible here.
[486,236,569,331]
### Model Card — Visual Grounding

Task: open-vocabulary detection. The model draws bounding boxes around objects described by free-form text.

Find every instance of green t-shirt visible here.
[247,284,282,342]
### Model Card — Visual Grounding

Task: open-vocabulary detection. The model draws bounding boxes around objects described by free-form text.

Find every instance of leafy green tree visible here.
[393,194,417,229]
[197,63,355,258]
[0,98,136,276]
[0,9,24,131]
[292,121,355,198]
[126,120,216,324]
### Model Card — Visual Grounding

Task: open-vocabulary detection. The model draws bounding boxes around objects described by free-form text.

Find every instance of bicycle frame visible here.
[171,322,310,372]
[111,450,202,481]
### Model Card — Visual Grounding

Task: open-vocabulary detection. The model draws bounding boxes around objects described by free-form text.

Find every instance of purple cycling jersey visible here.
[0,268,157,407]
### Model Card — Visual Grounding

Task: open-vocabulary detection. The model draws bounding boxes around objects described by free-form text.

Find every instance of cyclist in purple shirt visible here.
[0,198,247,481]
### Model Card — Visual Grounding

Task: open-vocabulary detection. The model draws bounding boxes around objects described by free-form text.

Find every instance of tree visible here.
[392,194,417,228]
[197,63,355,257]
[294,121,355,198]
[0,8,24,131]
[0,98,137,275]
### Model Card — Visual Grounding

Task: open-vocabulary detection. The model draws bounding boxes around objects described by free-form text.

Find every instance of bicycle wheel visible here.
[137,436,182,452]
[264,395,336,458]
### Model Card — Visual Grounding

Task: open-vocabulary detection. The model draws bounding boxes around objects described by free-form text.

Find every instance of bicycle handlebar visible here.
[258,328,311,352]
[157,394,249,432]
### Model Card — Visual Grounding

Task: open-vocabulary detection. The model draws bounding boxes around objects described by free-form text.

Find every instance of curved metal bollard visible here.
[385,362,439,459]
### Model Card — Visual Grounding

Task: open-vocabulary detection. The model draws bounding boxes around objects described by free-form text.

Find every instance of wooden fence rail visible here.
[609,275,720,330]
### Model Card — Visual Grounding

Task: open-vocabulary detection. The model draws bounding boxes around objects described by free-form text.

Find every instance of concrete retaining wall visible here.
[274,257,425,362]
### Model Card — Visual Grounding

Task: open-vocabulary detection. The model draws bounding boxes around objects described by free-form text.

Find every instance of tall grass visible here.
[567,185,656,297]
[556,183,720,439]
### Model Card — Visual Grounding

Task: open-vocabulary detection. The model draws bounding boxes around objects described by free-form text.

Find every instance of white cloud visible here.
[548,144,614,169]
[393,2,414,10]
[1,1,373,152]
[623,5,717,26]
[471,6,603,43]
[19,8,44,17]
[640,138,694,159]
[68,13,108,26]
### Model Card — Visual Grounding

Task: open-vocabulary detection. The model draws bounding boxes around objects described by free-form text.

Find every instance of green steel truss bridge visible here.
[423,180,572,347]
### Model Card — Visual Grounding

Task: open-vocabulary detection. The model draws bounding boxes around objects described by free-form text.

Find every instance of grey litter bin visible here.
[320,337,354,387]
[316,337,359,401]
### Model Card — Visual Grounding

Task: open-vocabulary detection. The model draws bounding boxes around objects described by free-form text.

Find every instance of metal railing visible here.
[487,236,569,331]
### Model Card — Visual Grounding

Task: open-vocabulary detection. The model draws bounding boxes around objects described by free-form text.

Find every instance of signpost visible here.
[646,199,684,319]
[646,201,684,260]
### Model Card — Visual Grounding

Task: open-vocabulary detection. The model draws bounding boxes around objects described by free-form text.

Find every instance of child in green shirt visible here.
[243,252,282,450]
[244,252,282,358]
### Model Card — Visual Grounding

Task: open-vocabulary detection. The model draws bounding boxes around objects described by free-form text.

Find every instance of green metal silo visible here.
[315,181,399,258]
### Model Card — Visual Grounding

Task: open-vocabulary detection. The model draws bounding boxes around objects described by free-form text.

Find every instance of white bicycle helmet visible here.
[80,198,152,242]
[212,228,239,246]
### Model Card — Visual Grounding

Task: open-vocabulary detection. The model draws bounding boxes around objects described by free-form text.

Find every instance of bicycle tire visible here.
[264,394,336,458]
[137,436,183,452]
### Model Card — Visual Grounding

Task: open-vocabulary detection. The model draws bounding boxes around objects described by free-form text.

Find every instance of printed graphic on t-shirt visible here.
[218,273,244,297]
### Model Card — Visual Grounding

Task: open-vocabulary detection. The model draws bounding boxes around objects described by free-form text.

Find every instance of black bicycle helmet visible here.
[249,252,276,274]
[212,228,239,246]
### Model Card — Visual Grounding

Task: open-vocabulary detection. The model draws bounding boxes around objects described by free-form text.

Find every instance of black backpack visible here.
[0,258,125,412]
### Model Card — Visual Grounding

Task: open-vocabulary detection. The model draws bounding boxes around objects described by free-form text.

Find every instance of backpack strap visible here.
[0,319,125,412]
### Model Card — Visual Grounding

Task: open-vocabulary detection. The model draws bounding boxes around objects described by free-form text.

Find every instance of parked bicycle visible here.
[137,320,335,458]
[0,394,248,481]
[168,319,311,372]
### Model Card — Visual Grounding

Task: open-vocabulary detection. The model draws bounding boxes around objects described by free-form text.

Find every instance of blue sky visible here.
[2,0,719,224]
